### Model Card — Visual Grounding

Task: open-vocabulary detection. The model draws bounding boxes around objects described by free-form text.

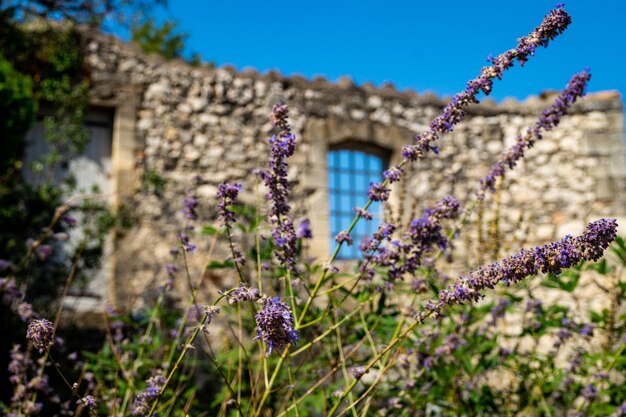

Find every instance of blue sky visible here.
[129,0,626,103]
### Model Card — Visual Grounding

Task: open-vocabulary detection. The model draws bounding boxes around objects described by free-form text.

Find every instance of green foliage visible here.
[0,54,37,172]
[83,304,213,416]
[0,13,100,313]
[140,168,168,196]
[131,17,188,60]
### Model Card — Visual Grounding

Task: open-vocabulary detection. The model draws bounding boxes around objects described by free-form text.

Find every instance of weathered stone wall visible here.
[82,33,626,306]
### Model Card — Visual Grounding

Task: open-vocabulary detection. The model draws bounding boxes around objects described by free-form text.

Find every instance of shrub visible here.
[1,4,625,417]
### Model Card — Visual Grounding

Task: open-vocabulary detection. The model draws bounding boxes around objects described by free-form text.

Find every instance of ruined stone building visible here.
[30,33,625,314]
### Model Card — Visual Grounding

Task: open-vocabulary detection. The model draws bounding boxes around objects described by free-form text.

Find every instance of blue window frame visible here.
[328,148,387,259]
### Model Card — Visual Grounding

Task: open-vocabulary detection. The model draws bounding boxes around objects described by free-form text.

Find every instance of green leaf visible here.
[541,270,580,292]
[200,225,221,235]
[207,259,235,269]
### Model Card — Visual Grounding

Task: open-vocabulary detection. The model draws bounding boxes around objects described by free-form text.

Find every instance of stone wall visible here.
[82,33,626,307]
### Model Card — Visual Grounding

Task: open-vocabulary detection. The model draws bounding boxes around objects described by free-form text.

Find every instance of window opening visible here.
[327,148,387,259]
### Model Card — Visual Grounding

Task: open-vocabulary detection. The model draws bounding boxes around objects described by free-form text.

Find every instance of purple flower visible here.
[62,215,77,226]
[372,196,460,281]
[383,165,404,183]
[479,70,590,196]
[178,232,196,253]
[182,196,199,221]
[351,366,366,379]
[216,182,242,228]
[26,319,54,353]
[354,207,373,221]
[402,5,571,161]
[414,219,617,322]
[164,263,179,290]
[335,230,353,246]
[255,297,298,354]
[271,218,298,269]
[297,218,313,239]
[203,305,220,325]
[77,395,96,409]
[367,182,390,201]
[229,284,261,304]
[580,323,595,337]
[525,299,543,314]
[554,327,572,349]
[36,245,53,261]
[256,103,300,270]
[489,298,510,322]
[411,278,428,293]
[17,302,34,322]
[582,383,598,402]
[132,373,166,415]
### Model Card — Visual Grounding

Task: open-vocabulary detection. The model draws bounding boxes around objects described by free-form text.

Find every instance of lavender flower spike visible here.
[26,319,54,353]
[255,296,298,354]
[480,69,591,196]
[256,103,299,269]
[419,219,617,321]
[403,4,572,161]
[217,182,242,228]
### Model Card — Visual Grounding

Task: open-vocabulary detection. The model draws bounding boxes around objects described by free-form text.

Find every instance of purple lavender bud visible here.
[582,383,598,402]
[367,182,390,202]
[426,219,617,318]
[165,263,178,278]
[402,144,422,161]
[204,305,220,325]
[555,327,572,345]
[185,304,203,324]
[335,230,353,246]
[77,395,96,409]
[271,219,298,269]
[354,207,373,221]
[383,165,404,183]
[132,373,166,415]
[26,319,54,353]
[297,218,313,239]
[62,215,77,226]
[36,245,53,261]
[17,302,34,322]
[217,182,243,228]
[411,278,428,293]
[147,374,166,389]
[490,298,510,321]
[525,299,543,314]
[409,6,571,159]
[229,284,261,304]
[178,232,196,253]
[480,70,590,196]
[270,102,291,132]
[256,104,302,270]
[182,196,199,221]
[254,296,298,354]
[351,366,366,379]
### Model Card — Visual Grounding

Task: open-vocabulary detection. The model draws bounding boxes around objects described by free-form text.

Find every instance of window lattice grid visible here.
[327,149,385,259]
